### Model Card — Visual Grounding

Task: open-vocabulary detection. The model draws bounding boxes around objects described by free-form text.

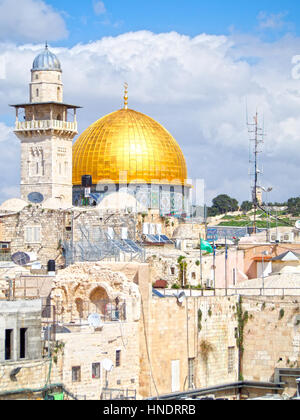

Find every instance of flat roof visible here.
[10,101,82,109]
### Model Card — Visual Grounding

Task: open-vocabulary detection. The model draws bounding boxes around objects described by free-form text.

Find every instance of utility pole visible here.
[199,234,203,288]
[225,236,228,295]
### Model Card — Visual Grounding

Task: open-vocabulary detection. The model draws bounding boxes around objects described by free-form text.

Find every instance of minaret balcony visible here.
[14,119,78,135]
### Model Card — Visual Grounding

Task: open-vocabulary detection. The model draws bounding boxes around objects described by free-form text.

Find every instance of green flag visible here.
[200,239,213,253]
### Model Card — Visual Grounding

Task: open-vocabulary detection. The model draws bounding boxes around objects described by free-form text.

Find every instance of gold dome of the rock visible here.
[72,108,187,186]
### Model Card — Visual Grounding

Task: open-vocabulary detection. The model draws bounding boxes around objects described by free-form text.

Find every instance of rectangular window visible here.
[92,363,101,379]
[72,366,81,382]
[170,267,175,275]
[232,268,236,286]
[116,350,121,367]
[20,328,27,359]
[5,329,13,361]
[25,226,41,243]
[228,347,235,374]
[188,358,195,389]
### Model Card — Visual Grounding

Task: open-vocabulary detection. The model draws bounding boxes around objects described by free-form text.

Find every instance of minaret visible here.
[10,44,81,206]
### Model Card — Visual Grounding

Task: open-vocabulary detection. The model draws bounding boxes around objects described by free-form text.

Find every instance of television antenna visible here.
[27,192,44,204]
[11,251,30,266]
[177,291,186,305]
[102,358,114,372]
[102,358,114,389]
[247,110,265,234]
[88,313,103,328]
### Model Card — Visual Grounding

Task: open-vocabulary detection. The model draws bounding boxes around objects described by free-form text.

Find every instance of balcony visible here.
[14,119,78,134]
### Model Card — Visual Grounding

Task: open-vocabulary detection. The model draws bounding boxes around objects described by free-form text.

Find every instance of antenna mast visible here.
[247,110,265,234]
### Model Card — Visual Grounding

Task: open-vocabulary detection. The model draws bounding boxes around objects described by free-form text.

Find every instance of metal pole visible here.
[225,236,228,295]
[200,234,203,288]
[213,239,216,288]
[262,254,265,293]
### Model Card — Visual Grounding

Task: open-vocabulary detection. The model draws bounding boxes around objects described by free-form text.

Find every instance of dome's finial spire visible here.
[124,82,128,110]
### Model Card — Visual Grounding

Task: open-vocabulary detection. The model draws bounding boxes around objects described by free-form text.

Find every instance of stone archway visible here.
[89,286,110,315]
[75,297,84,319]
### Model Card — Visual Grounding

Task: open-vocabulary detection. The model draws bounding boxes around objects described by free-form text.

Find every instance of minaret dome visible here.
[30,44,63,103]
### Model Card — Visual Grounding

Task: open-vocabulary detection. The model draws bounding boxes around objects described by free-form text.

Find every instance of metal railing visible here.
[155,287,300,298]
[50,299,127,326]
[15,119,77,132]
[101,388,137,400]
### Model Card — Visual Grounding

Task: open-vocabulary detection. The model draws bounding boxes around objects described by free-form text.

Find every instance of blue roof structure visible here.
[32,44,62,72]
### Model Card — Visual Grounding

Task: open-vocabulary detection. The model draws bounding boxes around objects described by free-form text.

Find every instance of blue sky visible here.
[48,0,300,46]
[1,0,300,205]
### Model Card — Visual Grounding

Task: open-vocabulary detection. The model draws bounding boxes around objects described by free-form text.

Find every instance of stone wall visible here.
[138,269,240,398]
[0,358,62,399]
[242,295,300,397]
[57,323,140,400]
[0,206,67,267]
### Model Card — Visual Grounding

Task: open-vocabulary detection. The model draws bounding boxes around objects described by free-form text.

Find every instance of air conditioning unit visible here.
[281,234,294,243]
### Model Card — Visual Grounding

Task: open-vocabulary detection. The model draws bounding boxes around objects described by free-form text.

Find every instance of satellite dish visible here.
[28,192,44,204]
[11,252,30,266]
[295,221,300,230]
[88,313,103,328]
[102,358,114,372]
[177,291,186,304]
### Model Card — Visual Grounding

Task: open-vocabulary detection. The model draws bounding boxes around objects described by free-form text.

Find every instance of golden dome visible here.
[72,108,187,186]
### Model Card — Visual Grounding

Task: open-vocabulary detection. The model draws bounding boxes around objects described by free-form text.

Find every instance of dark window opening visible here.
[20,328,27,359]
[72,366,81,382]
[5,329,13,361]
[92,363,100,379]
[116,350,121,367]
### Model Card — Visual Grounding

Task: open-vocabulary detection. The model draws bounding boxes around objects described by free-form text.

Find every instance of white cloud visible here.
[0,0,68,42]
[257,11,291,31]
[0,122,12,142]
[93,0,106,16]
[1,31,300,204]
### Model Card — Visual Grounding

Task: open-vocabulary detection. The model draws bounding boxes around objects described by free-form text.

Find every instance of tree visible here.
[240,201,253,213]
[209,194,239,216]
[287,197,300,216]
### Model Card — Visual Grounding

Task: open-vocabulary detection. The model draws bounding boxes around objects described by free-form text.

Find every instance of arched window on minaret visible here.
[57,87,61,102]
[36,88,39,97]
[57,114,62,121]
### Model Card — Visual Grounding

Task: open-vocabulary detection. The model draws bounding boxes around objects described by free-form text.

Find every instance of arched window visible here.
[57,87,61,101]
[35,74,39,80]
[57,114,62,121]
[36,88,39,97]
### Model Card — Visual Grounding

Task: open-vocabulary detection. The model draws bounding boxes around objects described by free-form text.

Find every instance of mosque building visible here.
[10,44,191,217]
